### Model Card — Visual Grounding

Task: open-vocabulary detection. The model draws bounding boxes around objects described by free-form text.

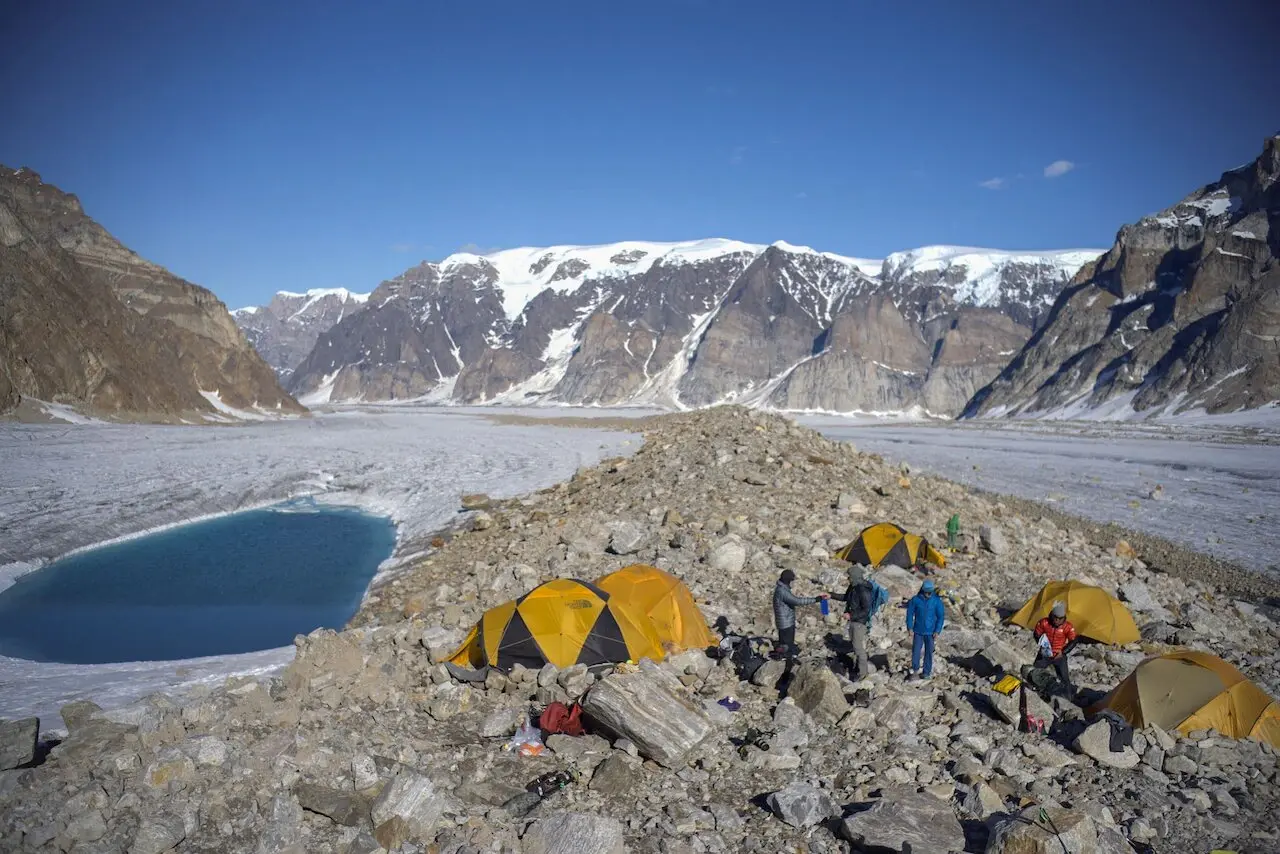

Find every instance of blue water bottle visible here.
[820,597,830,616]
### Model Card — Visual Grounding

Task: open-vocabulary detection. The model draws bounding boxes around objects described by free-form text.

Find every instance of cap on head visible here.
[921,579,936,592]
[1051,601,1067,618]
[780,569,797,584]
[848,565,865,584]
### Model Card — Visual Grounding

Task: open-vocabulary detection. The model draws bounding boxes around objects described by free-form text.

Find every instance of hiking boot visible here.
[906,671,921,683]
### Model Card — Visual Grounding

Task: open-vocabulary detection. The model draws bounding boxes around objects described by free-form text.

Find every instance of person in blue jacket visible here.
[905,579,945,681]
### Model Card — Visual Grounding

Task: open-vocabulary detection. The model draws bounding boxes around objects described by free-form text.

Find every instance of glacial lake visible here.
[0,502,396,664]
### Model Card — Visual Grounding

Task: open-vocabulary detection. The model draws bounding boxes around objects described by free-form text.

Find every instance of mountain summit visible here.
[233,289,369,381]
[0,166,303,420]
[283,240,1101,415]
[966,134,1280,420]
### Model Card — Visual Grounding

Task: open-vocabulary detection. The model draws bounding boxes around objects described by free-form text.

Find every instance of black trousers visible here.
[1041,653,1072,689]
[777,625,797,656]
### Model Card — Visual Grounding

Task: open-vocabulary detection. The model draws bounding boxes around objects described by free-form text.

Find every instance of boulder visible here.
[0,717,38,771]
[986,804,1133,853]
[589,754,641,797]
[749,658,786,688]
[256,793,305,854]
[962,781,1006,819]
[1072,720,1140,769]
[766,782,839,828]
[980,525,1009,555]
[481,706,525,738]
[369,769,455,841]
[295,782,370,827]
[521,812,626,854]
[840,786,966,853]
[986,687,1055,730]
[786,664,849,725]
[460,493,491,510]
[130,814,187,854]
[971,641,1024,677]
[59,700,102,732]
[708,537,747,573]
[581,665,714,767]
[606,520,648,555]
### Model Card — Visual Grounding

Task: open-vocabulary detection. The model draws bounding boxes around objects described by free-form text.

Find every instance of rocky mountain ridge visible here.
[281,239,1100,415]
[2,407,1277,853]
[233,289,369,380]
[967,134,1280,420]
[0,165,304,421]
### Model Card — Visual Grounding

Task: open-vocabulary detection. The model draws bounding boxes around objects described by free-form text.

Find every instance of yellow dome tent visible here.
[1008,580,1140,645]
[596,564,716,652]
[834,522,947,569]
[1087,650,1280,748]
[447,578,665,671]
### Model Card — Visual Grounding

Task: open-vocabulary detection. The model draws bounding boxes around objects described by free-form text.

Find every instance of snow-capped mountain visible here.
[287,239,1102,415]
[966,133,1280,421]
[233,288,369,379]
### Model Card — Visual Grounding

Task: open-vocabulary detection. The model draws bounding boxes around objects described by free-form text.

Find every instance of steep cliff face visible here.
[287,238,1101,415]
[233,289,368,380]
[0,166,303,420]
[966,135,1280,420]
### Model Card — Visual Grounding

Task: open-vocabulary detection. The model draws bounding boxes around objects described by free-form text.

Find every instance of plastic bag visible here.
[503,716,545,757]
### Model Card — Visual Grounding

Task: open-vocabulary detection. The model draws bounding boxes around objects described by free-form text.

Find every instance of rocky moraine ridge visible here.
[3,407,1278,853]
[272,241,1099,416]
[0,166,303,421]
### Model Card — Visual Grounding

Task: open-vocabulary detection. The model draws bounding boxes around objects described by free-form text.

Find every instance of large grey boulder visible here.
[521,812,626,854]
[0,717,38,770]
[256,793,305,854]
[606,520,648,555]
[130,813,187,854]
[295,782,369,827]
[986,687,1055,730]
[767,782,840,828]
[581,664,713,767]
[370,769,456,841]
[980,524,1009,555]
[840,787,966,853]
[986,804,1133,853]
[787,663,849,725]
[1072,720,1140,769]
[708,537,747,573]
[59,700,102,732]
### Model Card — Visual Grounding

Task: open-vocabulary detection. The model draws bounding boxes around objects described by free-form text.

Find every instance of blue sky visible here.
[2,1,1277,309]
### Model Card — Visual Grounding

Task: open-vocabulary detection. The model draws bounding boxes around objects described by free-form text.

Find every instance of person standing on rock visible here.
[831,564,875,681]
[905,579,945,681]
[947,514,960,550]
[1033,601,1078,695]
[773,569,828,658]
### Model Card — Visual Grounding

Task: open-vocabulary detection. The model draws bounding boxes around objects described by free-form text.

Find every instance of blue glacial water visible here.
[0,502,396,664]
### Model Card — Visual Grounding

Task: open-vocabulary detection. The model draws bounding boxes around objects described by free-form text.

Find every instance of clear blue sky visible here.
[3,1,1277,309]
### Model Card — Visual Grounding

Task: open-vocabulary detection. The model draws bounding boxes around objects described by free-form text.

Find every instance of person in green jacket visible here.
[946,514,960,550]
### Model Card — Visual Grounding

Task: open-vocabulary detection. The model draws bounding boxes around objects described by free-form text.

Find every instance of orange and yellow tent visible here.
[596,564,715,652]
[1008,580,1140,646]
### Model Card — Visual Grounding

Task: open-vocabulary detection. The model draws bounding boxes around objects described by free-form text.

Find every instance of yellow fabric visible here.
[1088,651,1280,749]
[1008,580,1140,645]
[993,675,1022,695]
[597,564,716,652]
[834,522,947,569]
[447,578,665,670]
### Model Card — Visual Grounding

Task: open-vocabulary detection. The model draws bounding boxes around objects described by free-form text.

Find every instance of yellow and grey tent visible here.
[1008,580,1140,646]
[596,564,716,653]
[1087,650,1280,748]
[447,578,665,671]
[834,522,946,569]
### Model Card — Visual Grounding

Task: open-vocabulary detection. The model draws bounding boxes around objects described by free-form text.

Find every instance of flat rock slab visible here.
[767,782,839,828]
[0,717,38,771]
[581,665,713,767]
[521,812,626,854]
[295,782,370,827]
[370,769,455,839]
[987,804,1133,853]
[840,786,966,853]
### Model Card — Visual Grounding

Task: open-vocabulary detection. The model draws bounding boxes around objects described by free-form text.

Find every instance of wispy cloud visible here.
[457,242,501,255]
[1043,160,1076,178]
[389,242,416,253]
[729,145,747,166]
[979,177,1007,190]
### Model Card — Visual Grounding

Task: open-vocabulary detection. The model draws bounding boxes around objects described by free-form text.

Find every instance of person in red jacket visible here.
[1033,601,1078,694]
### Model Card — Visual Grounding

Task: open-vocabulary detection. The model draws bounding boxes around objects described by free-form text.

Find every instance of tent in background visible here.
[596,564,715,652]
[1087,650,1280,748]
[1009,580,1140,645]
[448,578,665,671]
[835,522,947,569]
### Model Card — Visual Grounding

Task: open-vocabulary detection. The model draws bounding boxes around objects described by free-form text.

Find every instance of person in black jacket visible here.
[831,564,874,681]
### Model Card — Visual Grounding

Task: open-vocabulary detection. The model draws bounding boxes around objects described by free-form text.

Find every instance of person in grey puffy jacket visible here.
[773,569,827,657]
